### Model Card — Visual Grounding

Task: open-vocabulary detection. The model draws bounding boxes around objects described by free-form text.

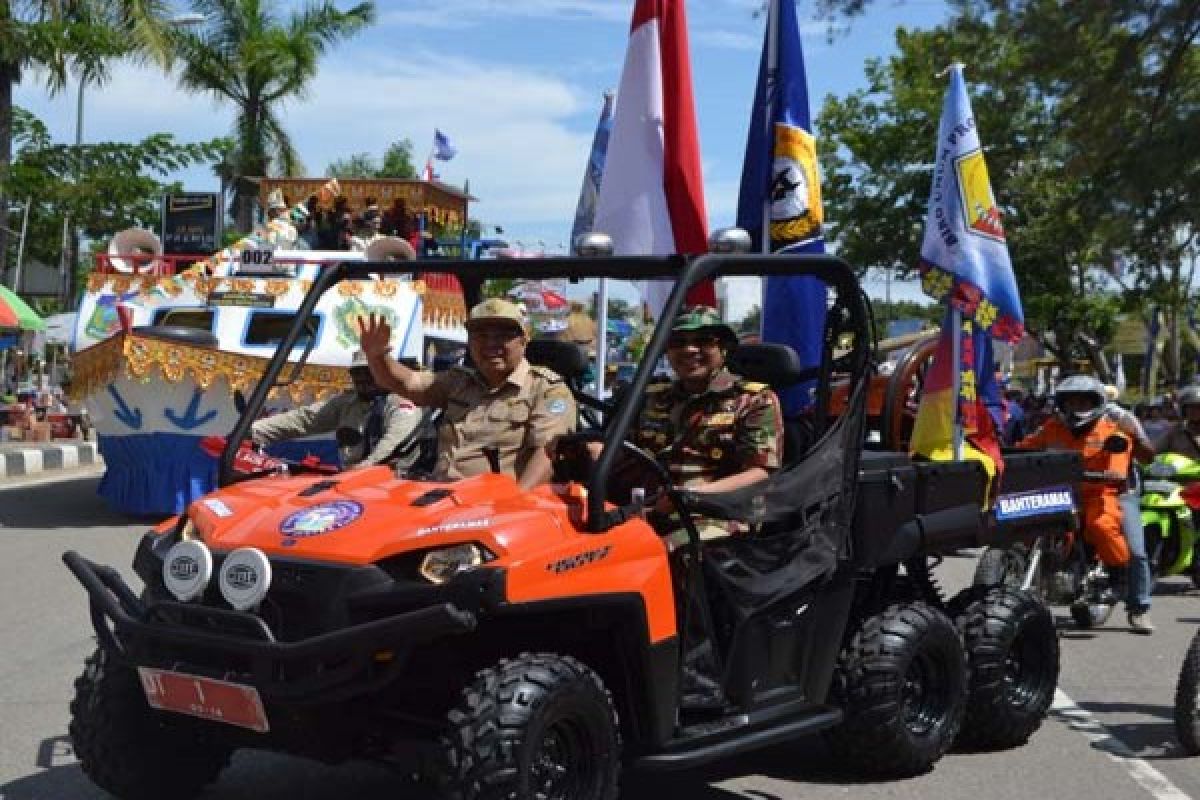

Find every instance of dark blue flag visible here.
[736,0,826,413]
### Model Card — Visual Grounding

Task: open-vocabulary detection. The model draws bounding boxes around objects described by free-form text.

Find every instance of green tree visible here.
[0,0,177,280]
[816,1,1198,380]
[173,0,375,232]
[325,139,416,179]
[4,107,228,295]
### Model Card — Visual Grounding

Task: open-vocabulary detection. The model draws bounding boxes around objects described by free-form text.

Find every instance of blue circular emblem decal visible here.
[280,500,363,538]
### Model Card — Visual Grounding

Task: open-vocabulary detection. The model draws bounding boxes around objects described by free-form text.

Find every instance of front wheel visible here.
[69,648,232,800]
[956,588,1059,750]
[1176,630,1200,755]
[827,603,967,777]
[973,545,1030,590]
[440,652,621,800]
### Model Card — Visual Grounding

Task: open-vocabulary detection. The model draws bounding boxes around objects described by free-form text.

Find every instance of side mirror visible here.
[1103,434,1129,454]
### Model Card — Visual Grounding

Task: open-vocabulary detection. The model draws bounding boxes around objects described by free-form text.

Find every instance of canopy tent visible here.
[0,286,45,332]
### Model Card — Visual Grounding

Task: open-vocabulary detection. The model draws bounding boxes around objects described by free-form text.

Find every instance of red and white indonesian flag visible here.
[594,0,712,311]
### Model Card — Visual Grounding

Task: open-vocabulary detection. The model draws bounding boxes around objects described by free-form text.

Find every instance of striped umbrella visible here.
[0,286,46,331]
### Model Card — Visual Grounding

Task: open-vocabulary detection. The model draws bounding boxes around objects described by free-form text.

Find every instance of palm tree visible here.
[173,0,375,232]
[0,0,175,278]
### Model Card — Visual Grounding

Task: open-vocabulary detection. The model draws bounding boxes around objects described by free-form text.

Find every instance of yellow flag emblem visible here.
[955,149,1005,242]
[770,123,823,245]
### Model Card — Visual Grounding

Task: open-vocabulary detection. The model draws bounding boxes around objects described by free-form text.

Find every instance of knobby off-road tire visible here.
[972,545,1029,590]
[69,648,233,800]
[827,602,967,778]
[1175,629,1200,755]
[440,652,621,800]
[955,588,1059,751]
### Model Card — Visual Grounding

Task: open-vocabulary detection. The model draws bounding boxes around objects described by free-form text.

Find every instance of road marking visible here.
[1052,688,1193,800]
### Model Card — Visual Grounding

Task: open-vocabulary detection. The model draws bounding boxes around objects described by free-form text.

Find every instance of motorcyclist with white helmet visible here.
[1019,375,1144,631]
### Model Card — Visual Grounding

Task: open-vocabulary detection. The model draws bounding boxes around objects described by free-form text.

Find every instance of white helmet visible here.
[1054,374,1107,433]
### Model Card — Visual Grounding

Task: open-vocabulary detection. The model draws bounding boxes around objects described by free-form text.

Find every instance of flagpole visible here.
[757,0,779,337]
[951,306,964,460]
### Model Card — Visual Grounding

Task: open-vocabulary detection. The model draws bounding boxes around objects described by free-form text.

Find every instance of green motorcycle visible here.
[1140,452,1200,587]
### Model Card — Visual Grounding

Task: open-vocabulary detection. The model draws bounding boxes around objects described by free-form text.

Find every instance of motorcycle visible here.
[973,437,1128,629]
[1140,452,1200,588]
[1177,626,1200,755]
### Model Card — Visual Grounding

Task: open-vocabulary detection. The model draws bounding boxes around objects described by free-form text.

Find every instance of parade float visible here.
[70,181,470,515]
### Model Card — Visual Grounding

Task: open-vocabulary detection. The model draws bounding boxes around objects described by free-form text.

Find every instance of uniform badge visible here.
[706,412,736,426]
[710,447,724,460]
[547,398,567,415]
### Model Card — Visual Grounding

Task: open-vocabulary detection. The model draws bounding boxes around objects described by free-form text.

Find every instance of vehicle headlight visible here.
[218,547,273,611]
[162,540,213,603]
[419,543,486,584]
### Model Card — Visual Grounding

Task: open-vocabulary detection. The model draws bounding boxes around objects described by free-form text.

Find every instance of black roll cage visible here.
[219,253,872,531]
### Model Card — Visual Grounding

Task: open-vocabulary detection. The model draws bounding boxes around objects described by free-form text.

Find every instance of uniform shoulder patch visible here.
[529,365,566,383]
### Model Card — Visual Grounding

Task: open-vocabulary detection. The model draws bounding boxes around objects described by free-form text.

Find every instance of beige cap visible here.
[465,298,529,336]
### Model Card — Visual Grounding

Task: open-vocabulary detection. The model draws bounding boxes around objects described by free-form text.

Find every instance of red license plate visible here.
[138,667,269,733]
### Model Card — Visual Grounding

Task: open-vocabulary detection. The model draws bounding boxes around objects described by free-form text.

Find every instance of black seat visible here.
[727,343,806,390]
[525,339,589,384]
[727,343,813,464]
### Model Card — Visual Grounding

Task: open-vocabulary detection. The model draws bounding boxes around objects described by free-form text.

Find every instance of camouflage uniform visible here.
[633,367,783,543]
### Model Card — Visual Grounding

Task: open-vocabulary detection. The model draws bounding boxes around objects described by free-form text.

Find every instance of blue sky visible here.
[15,0,951,310]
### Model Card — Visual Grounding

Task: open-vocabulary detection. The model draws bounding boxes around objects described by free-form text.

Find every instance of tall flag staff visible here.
[572,90,616,399]
[735,0,827,414]
[909,64,1023,481]
[594,0,712,315]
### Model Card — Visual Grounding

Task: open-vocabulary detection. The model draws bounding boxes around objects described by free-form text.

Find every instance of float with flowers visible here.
[70,225,467,515]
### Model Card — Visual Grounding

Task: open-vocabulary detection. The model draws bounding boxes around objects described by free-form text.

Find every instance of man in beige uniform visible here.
[358,298,576,488]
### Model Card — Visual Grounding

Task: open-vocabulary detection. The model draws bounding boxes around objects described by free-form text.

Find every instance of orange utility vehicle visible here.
[64,252,1074,800]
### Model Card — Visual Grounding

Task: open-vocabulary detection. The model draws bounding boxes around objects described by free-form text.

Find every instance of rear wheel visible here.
[439,652,621,800]
[1175,629,1200,755]
[956,588,1059,750]
[69,648,232,800]
[827,603,967,777]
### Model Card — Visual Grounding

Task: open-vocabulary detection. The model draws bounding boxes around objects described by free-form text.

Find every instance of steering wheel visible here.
[551,431,673,501]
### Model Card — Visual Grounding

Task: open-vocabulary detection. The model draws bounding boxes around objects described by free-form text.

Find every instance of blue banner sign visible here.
[995,485,1075,521]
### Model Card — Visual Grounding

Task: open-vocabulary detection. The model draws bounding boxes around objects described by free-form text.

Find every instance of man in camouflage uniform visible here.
[634,305,784,709]
[633,305,783,547]
[358,298,576,488]
[252,351,427,471]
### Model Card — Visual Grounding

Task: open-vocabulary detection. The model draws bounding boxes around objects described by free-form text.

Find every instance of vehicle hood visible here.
[186,468,577,565]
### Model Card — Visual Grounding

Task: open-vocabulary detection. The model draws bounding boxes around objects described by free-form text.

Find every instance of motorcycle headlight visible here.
[418,543,487,584]
[218,547,273,611]
[162,540,213,603]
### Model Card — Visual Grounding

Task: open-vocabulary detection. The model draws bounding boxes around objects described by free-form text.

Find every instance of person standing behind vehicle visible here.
[251,351,427,471]
[1018,375,1135,624]
[357,298,576,489]
[1154,385,1200,460]
[1105,383,1157,633]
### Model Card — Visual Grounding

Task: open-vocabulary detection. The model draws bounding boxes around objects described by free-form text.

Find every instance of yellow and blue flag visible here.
[911,65,1020,482]
[735,0,825,412]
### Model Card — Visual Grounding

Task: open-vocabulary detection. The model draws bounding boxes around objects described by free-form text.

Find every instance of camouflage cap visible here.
[465,298,529,336]
[671,305,737,345]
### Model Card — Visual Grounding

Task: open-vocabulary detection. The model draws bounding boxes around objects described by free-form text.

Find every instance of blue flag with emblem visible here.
[918,65,1023,342]
[736,0,826,413]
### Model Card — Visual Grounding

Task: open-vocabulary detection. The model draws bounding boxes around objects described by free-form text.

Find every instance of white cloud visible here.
[380,0,630,28]
[692,29,760,52]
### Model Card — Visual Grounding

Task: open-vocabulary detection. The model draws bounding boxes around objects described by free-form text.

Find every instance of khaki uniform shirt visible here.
[408,359,576,480]
[251,392,424,469]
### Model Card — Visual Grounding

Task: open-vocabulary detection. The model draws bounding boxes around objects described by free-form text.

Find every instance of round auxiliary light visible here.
[218,548,273,612]
[574,232,614,258]
[161,540,214,603]
[708,227,752,254]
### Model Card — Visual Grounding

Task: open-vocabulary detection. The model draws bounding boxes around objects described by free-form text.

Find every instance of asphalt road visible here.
[1,471,1197,800]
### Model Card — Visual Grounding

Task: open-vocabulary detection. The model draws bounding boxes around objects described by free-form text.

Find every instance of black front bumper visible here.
[63,550,477,703]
